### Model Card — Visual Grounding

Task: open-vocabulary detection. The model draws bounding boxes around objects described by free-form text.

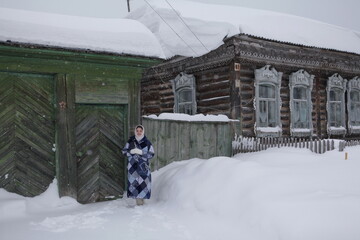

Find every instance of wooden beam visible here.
[56,74,77,198]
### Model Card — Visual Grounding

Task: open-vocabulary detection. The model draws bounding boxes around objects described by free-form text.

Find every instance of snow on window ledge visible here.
[255,126,282,138]
[349,125,360,134]
[291,128,311,133]
[291,128,312,137]
[328,126,347,135]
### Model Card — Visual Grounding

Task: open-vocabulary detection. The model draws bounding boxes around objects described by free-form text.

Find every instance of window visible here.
[329,89,343,127]
[289,70,314,137]
[347,77,360,134]
[178,88,193,114]
[326,73,347,136]
[172,72,196,115]
[254,65,282,137]
[258,84,276,127]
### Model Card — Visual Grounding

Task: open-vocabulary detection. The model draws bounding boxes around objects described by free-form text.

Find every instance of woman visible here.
[122,125,154,206]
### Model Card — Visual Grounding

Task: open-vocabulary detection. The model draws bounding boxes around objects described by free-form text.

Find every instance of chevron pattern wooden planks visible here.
[0,72,55,196]
[76,104,127,203]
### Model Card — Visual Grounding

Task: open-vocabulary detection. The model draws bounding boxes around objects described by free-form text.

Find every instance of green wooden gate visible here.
[0,72,55,196]
[76,104,127,203]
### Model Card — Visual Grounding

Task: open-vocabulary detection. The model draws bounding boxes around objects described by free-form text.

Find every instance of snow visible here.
[1,2,360,238]
[291,128,312,133]
[1,146,360,240]
[0,7,165,58]
[256,126,282,133]
[2,1,360,59]
[145,113,233,122]
[127,0,360,58]
[329,126,347,131]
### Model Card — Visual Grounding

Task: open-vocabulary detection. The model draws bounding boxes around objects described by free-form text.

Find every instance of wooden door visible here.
[0,72,55,196]
[76,104,127,203]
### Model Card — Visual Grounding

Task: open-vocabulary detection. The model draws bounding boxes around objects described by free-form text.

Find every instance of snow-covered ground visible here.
[1,145,360,240]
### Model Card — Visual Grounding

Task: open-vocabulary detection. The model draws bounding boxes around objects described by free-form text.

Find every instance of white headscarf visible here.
[135,125,145,142]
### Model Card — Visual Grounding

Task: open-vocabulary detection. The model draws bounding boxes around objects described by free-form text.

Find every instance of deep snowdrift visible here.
[1,146,360,240]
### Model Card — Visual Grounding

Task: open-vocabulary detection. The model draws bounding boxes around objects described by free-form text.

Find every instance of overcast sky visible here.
[0,0,359,32]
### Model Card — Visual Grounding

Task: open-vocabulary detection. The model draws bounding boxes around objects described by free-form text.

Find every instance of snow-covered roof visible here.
[0,7,165,58]
[127,0,360,58]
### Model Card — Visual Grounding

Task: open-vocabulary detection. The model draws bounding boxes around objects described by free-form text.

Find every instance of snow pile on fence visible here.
[145,113,234,122]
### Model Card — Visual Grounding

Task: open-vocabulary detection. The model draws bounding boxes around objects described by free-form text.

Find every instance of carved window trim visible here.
[347,76,360,135]
[326,73,347,136]
[172,72,197,115]
[254,65,282,137]
[289,70,314,137]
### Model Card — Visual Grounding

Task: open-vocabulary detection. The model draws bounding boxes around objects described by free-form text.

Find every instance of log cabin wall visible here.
[230,35,360,139]
[142,34,360,140]
[142,43,235,117]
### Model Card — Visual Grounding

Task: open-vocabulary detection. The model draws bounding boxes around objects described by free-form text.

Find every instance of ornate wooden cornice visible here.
[230,35,360,73]
[144,34,360,80]
[144,42,235,80]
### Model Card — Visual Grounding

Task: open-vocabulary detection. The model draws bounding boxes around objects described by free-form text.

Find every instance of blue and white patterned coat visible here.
[122,135,154,199]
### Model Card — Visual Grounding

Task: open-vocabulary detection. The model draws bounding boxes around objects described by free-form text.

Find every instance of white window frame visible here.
[254,65,282,137]
[347,76,360,135]
[326,73,347,136]
[289,70,314,137]
[172,72,197,115]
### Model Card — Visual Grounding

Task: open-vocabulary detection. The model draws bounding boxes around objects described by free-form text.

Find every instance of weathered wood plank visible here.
[75,76,129,104]
[0,72,55,196]
[76,105,126,203]
[56,74,77,198]
[143,117,237,170]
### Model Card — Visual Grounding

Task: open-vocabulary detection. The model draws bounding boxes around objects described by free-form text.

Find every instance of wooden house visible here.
[141,34,360,140]
[0,42,161,203]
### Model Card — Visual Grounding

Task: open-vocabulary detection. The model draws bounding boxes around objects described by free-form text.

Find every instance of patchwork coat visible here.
[122,136,154,199]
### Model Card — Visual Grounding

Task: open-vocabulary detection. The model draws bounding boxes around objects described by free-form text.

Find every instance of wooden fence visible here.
[339,140,360,152]
[232,135,336,155]
[142,117,240,170]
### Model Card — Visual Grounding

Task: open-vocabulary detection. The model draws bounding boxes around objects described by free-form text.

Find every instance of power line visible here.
[165,0,209,52]
[143,0,199,56]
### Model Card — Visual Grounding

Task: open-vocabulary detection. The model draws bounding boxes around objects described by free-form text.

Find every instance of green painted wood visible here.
[76,104,127,203]
[0,44,162,79]
[0,71,55,196]
[56,74,77,198]
[75,76,129,104]
[0,44,161,68]
[128,76,141,132]
[0,44,160,200]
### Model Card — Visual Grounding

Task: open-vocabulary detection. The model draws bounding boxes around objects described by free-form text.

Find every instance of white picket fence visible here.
[232,135,336,155]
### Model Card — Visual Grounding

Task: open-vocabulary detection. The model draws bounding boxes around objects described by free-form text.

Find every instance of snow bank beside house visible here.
[0,179,79,218]
[151,146,360,240]
[0,7,165,58]
[127,0,360,58]
[1,146,360,239]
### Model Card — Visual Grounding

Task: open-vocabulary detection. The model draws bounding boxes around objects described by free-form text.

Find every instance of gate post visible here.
[56,74,77,199]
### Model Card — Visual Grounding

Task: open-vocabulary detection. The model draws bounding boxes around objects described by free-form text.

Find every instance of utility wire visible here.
[165,0,209,52]
[143,0,198,56]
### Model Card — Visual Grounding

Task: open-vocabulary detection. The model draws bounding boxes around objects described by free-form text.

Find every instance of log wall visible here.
[142,34,360,139]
